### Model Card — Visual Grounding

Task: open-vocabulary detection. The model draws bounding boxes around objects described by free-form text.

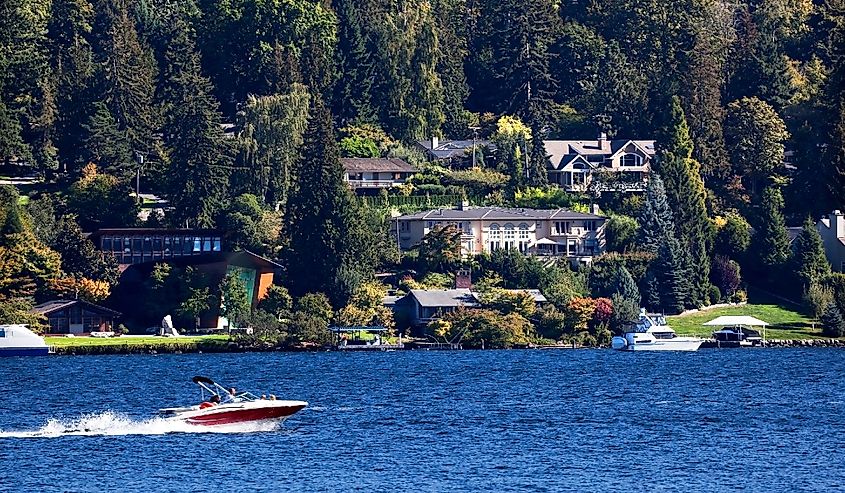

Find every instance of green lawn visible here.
[668,289,826,340]
[45,334,230,348]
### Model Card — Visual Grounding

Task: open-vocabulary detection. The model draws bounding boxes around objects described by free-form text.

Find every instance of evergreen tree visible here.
[285,96,377,305]
[91,0,158,171]
[637,175,675,254]
[0,97,29,165]
[754,185,791,271]
[655,96,712,306]
[613,266,641,305]
[820,302,845,338]
[638,175,689,312]
[52,215,119,285]
[48,0,96,174]
[160,17,233,228]
[430,0,471,138]
[332,0,376,124]
[526,127,550,187]
[81,101,132,173]
[792,216,831,289]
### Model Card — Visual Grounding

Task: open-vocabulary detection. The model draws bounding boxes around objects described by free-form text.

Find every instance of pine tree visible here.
[754,185,791,270]
[526,127,549,187]
[81,101,132,173]
[160,16,233,228]
[92,0,158,169]
[820,302,845,338]
[656,96,711,307]
[638,175,689,312]
[792,216,831,289]
[285,96,376,305]
[332,0,376,125]
[48,0,96,174]
[613,265,641,305]
[0,96,30,165]
[637,175,675,255]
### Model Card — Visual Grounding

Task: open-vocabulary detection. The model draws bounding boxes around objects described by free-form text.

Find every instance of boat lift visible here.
[329,326,403,351]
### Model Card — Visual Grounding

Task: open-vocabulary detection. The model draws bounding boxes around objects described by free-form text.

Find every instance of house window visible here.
[554,221,572,235]
[504,224,515,240]
[102,237,113,251]
[489,224,501,239]
[519,223,529,240]
[621,153,643,166]
[568,241,578,255]
[584,220,596,231]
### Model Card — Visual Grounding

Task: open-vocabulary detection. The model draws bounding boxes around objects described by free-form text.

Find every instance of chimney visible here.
[597,132,608,150]
[590,203,601,215]
[833,210,845,238]
[455,269,472,289]
[431,136,439,149]
[458,198,470,210]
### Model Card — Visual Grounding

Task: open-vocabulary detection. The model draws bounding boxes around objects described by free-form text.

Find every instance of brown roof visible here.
[341,158,416,173]
[31,299,122,317]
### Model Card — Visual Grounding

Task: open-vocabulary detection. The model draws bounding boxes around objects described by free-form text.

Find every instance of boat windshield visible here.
[652,331,676,339]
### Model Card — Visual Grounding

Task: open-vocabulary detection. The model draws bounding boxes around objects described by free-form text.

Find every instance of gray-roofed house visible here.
[393,205,606,266]
[544,133,655,193]
[396,289,479,327]
[341,157,416,191]
[816,210,845,272]
[416,137,494,166]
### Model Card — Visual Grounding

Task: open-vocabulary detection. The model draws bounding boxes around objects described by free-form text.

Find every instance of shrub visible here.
[604,214,638,253]
[820,303,845,338]
[731,290,748,303]
[708,285,722,305]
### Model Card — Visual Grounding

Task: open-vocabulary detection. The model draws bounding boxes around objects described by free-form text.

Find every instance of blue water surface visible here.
[0,349,843,492]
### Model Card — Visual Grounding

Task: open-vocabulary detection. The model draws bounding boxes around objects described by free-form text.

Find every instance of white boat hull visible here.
[612,335,703,352]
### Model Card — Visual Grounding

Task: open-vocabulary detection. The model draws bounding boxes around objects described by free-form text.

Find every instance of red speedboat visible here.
[159,376,307,427]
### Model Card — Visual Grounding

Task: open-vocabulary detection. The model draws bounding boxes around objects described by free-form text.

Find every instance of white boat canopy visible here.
[702,315,769,327]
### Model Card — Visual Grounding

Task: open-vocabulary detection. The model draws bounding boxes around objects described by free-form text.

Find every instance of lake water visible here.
[1,349,843,492]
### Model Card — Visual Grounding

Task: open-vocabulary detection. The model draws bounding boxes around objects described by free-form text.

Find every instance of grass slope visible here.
[668,289,825,340]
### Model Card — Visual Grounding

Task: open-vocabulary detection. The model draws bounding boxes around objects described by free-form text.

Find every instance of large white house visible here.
[817,210,845,272]
[544,134,655,193]
[394,206,606,266]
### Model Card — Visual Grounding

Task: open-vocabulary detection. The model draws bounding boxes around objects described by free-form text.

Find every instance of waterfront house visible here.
[395,289,479,328]
[31,299,122,335]
[393,205,606,266]
[816,210,845,272]
[544,133,655,193]
[341,158,416,192]
[89,228,280,331]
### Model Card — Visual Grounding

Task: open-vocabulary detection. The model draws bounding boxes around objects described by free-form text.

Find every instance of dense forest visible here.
[1,0,845,341]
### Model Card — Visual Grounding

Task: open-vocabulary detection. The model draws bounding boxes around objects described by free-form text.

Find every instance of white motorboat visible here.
[0,324,50,356]
[159,376,307,427]
[611,310,703,351]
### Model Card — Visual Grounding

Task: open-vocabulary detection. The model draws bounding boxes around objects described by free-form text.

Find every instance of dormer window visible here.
[621,153,643,166]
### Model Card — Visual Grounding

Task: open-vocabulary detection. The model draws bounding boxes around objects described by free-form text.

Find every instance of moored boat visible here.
[0,324,50,356]
[611,310,703,351]
[159,376,307,427]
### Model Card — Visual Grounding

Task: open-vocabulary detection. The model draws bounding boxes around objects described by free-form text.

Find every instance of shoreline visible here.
[45,338,845,355]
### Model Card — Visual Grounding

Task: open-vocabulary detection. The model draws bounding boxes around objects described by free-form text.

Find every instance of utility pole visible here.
[469,125,481,168]
[134,150,145,205]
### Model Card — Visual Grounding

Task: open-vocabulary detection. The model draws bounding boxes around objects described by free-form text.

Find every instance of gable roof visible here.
[543,139,655,169]
[408,289,479,308]
[341,158,416,173]
[31,299,122,317]
[398,206,604,222]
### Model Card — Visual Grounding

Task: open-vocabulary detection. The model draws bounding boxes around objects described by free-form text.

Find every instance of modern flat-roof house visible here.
[88,228,223,267]
[544,134,655,193]
[31,299,122,335]
[90,228,280,331]
[394,206,606,266]
[341,158,416,192]
[817,210,845,272]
